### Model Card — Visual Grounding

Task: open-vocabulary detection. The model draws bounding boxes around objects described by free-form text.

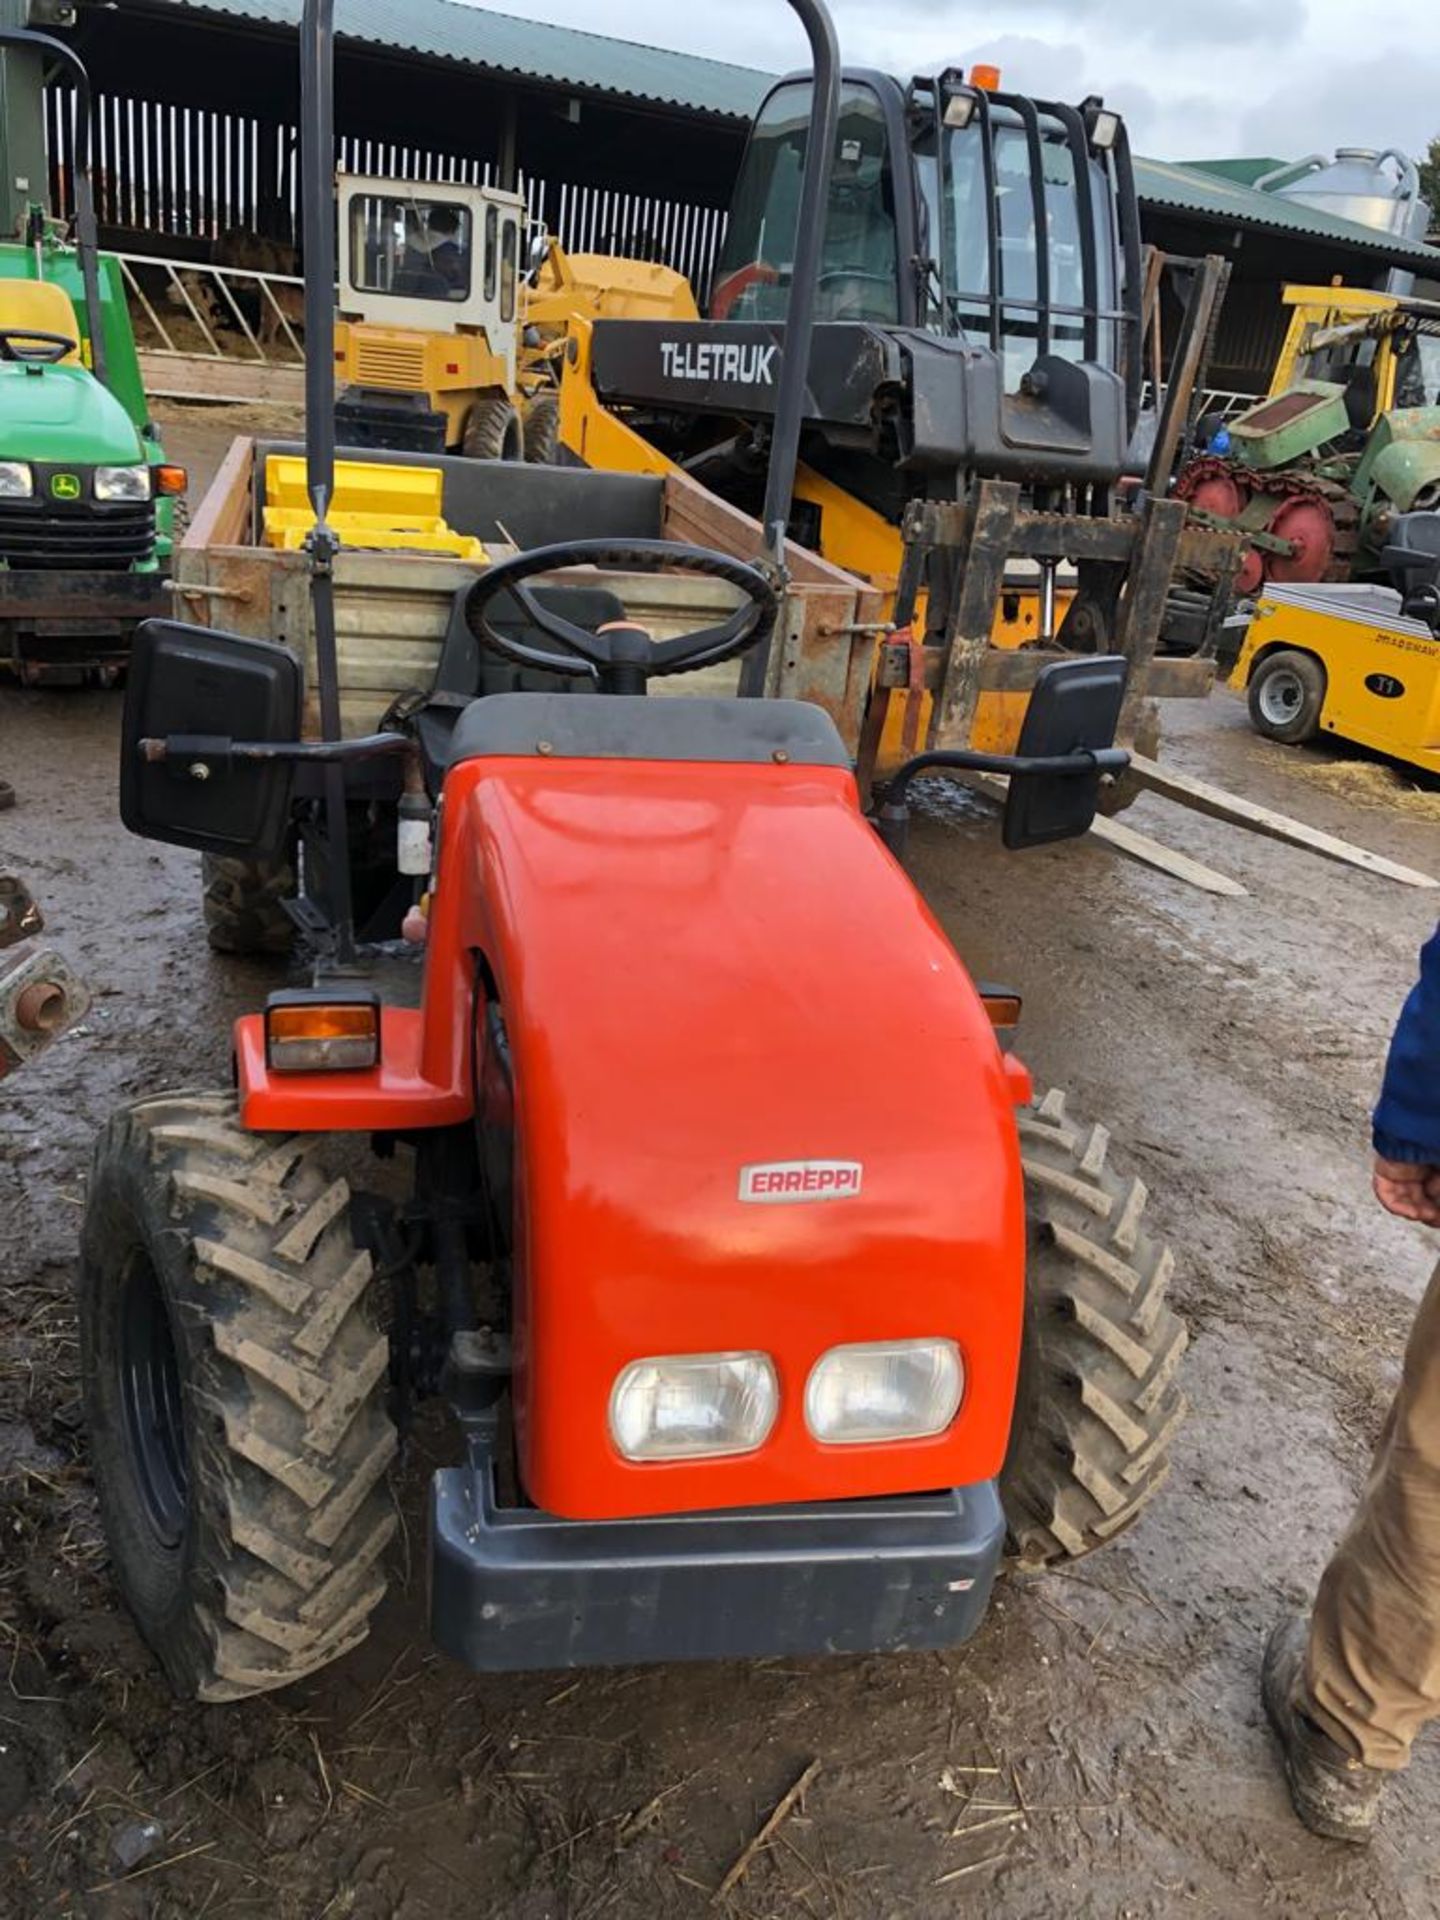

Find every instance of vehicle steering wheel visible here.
[0,329,77,364]
[464,538,779,695]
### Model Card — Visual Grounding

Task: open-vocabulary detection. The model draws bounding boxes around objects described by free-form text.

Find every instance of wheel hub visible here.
[1256,667,1305,727]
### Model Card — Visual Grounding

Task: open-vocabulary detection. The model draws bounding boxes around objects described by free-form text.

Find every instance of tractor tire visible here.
[79,1092,397,1701]
[462,394,524,463]
[522,390,561,465]
[1000,1088,1187,1566]
[1248,648,1326,745]
[201,853,296,957]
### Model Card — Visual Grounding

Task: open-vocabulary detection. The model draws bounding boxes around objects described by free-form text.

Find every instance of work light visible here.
[805,1339,963,1444]
[1083,97,1121,151]
[609,1352,778,1461]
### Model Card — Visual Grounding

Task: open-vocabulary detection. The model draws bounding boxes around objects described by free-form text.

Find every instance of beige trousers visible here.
[1304,1258,1440,1771]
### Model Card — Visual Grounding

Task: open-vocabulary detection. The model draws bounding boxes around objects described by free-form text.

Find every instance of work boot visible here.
[1262,1615,1387,1844]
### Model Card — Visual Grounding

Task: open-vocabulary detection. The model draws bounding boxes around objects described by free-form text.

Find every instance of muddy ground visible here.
[2,407,1440,1918]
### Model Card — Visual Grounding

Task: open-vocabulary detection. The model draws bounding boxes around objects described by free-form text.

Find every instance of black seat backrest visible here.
[1382,511,1440,626]
[437,582,627,698]
[412,581,626,784]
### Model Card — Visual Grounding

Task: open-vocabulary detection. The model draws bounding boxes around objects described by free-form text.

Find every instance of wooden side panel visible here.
[181,435,255,556]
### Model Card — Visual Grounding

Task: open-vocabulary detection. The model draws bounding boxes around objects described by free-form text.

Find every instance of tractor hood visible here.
[0,362,144,466]
[1354,405,1440,521]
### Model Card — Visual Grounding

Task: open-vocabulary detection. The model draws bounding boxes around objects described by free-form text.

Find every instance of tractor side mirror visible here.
[120,620,302,858]
[1002,656,1129,851]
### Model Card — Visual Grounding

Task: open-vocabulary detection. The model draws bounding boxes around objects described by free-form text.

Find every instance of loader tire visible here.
[1000,1088,1187,1566]
[79,1093,397,1701]
[462,394,524,463]
[522,390,561,465]
[201,852,295,957]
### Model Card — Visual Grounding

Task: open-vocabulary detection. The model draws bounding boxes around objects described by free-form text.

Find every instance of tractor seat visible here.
[1380,512,1440,625]
[412,581,627,786]
[0,279,82,357]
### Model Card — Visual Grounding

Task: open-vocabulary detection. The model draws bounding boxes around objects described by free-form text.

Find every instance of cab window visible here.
[484,206,499,302]
[711,80,900,325]
[914,106,1118,387]
[347,193,471,302]
[500,218,518,323]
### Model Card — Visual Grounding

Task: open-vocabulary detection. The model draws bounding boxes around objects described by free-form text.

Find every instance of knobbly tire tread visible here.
[1001,1088,1187,1565]
[79,1092,397,1701]
[522,389,561,465]
[462,394,524,462]
[201,852,296,957]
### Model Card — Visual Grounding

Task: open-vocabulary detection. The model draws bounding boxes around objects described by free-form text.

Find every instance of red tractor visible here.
[75,0,1185,1699]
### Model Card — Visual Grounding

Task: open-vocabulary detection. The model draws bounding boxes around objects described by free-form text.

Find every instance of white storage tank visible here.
[1255,149,1431,292]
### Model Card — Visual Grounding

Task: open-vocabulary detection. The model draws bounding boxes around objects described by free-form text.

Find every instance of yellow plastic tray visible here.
[262,455,487,561]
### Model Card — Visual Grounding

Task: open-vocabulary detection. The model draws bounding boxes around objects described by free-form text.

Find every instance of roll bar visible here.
[293,0,842,945]
[0,28,107,388]
[738,0,842,697]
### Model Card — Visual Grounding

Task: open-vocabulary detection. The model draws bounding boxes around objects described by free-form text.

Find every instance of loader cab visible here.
[337,176,522,347]
[334,175,526,456]
[711,69,1137,401]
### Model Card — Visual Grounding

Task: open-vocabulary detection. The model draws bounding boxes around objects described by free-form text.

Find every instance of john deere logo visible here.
[50,473,81,501]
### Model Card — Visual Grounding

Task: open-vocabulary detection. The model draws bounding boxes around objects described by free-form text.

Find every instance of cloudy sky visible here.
[500,0,1440,165]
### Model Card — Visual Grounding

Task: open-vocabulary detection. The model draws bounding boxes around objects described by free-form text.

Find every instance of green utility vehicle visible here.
[0,30,184,683]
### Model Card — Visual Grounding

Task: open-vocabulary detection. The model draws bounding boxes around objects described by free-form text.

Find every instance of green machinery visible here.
[1176,284,1440,601]
[0,26,184,682]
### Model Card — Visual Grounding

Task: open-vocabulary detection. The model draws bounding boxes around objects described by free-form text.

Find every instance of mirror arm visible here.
[873,745,1130,859]
[140,732,410,768]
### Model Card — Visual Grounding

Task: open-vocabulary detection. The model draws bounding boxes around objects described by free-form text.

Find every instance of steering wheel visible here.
[464,538,779,695]
[0,329,77,365]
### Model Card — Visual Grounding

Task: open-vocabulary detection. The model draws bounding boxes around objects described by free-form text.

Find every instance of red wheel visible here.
[1180,468,1263,592]
[1263,496,1336,584]
[1184,470,1247,520]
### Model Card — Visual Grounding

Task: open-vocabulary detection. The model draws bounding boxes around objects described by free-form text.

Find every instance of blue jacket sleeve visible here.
[1374,925,1440,1164]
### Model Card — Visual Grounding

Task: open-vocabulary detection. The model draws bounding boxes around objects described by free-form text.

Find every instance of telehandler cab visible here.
[78,0,1185,1700]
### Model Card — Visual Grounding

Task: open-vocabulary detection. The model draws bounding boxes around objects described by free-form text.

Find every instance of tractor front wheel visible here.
[1000,1089,1187,1566]
[79,1093,397,1701]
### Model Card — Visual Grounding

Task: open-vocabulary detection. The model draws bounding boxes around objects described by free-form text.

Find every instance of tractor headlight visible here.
[94,464,152,502]
[805,1339,963,1445]
[609,1352,778,1461]
[0,461,34,498]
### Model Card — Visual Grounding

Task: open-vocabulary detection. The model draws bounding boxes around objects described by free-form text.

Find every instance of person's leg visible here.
[1307,1258,1440,1764]
[1266,1258,1440,1838]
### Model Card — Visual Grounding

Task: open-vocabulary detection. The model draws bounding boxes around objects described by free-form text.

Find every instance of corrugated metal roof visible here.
[1133,155,1440,266]
[161,0,773,118]
[1174,157,1287,188]
[154,3,1440,266]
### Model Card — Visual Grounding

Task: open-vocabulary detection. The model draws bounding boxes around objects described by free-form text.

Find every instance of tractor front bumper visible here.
[0,568,169,678]
[429,1454,1006,1673]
